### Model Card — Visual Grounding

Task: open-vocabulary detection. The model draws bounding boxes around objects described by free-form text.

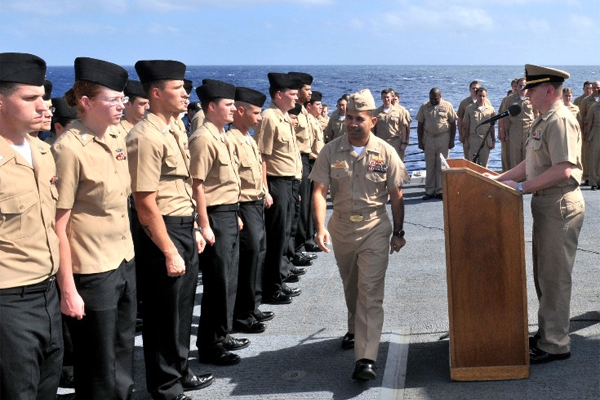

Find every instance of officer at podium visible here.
[490,64,585,364]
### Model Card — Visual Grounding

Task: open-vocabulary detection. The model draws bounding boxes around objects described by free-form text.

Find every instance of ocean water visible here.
[46,65,599,171]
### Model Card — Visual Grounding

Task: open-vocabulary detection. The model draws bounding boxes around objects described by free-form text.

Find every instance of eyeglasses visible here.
[47,106,56,114]
[96,96,129,106]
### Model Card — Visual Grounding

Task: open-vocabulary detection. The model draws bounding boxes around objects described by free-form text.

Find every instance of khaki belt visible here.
[533,186,578,197]
[335,207,386,223]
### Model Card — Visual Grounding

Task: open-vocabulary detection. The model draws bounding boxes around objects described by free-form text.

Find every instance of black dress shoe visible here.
[341,332,355,350]
[292,255,313,266]
[223,337,250,351]
[422,194,434,200]
[59,374,75,389]
[291,267,307,276]
[173,393,192,400]
[198,350,241,366]
[56,394,77,400]
[528,334,540,350]
[352,359,377,380]
[181,373,214,391]
[300,251,318,260]
[254,310,275,322]
[282,286,301,297]
[283,273,300,283]
[304,243,323,252]
[263,292,292,304]
[233,320,266,334]
[529,346,570,364]
[435,193,443,199]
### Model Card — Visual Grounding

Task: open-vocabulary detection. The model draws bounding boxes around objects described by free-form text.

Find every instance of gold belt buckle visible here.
[349,215,364,222]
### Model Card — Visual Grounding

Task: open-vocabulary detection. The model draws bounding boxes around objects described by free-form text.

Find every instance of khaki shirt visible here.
[308,113,324,160]
[581,96,600,131]
[573,93,589,108]
[586,102,600,139]
[126,112,195,216]
[0,135,60,288]
[526,100,582,187]
[318,114,329,131]
[324,113,346,143]
[295,106,312,154]
[504,93,535,134]
[309,134,408,214]
[114,119,134,138]
[254,102,302,179]
[228,125,265,202]
[52,120,134,274]
[565,103,582,129]
[465,102,496,138]
[416,99,457,135]
[374,104,410,141]
[189,120,241,206]
[190,109,206,135]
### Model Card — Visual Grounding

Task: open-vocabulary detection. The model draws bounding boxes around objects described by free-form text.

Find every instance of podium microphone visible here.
[476,104,521,127]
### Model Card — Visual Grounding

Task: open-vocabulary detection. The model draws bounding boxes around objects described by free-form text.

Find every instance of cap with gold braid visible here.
[523,64,570,90]
[347,89,376,112]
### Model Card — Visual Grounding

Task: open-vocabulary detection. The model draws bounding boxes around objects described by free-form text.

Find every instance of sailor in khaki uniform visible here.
[324,96,347,143]
[562,88,581,128]
[503,78,536,169]
[310,89,408,381]
[46,96,77,146]
[498,79,519,171]
[127,60,213,400]
[253,72,303,305]
[228,87,275,334]
[190,80,249,366]
[114,79,149,138]
[585,101,600,189]
[462,87,496,167]
[493,65,584,364]
[416,88,457,199]
[0,52,63,400]
[573,81,592,108]
[374,88,411,160]
[457,81,492,158]
[52,57,135,400]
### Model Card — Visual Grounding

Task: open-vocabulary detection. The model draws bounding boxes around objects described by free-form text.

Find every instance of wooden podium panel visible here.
[442,159,529,381]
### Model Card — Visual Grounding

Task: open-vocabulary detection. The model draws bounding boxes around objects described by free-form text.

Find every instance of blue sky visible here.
[1,0,597,66]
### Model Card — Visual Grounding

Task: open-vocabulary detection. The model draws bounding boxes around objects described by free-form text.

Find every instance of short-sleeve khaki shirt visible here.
[324,113,346,143]
[189,120,241,206]
[0,135,60,288]
[308,113,324,160]
[295,106,312,154]
[416,99,457,136]
[52,120,134,274]
[374,104,409,140]
[504,93,535,134]
[190,109,206,134]
[309,134,408,214]
[113,119,134,138]
[126,112,195,216]
[465,102,496,138]
[586,102,600,139]
[228,125,265,202]
[526,100,582,187]
[254,102,302,179]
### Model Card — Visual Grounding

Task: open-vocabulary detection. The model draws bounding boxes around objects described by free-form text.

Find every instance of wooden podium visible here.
[442,159,529,381]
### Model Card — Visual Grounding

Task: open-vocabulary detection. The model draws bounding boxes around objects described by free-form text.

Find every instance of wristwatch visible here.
[193,227,203,234]
[517,182,523,193]
[392,230,405,238]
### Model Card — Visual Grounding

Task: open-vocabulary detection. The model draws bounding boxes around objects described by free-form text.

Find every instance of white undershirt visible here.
[10,140,33,167]
[352,145,365,156]
[383,107,390,113]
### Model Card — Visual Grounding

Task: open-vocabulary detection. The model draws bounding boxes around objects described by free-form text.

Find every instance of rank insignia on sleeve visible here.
[531,128,543,140]
[368,157,388,173]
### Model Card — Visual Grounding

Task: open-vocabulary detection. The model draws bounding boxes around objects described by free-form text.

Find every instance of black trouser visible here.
[285,178,302,272]
[294,153,315,252]
[66,259,137,400]
[196,205,240,356]
[234,200,266,326]
[264,177,295,295]
[129,199,145,317]
[138,216,199,400]
[0,277,63,400]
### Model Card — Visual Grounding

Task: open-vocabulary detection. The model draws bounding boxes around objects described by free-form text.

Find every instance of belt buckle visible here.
[349,215,364,223]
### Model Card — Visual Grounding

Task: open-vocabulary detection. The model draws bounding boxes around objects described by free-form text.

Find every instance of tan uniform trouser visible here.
[508,127,528,169]
[501,140,510,172]
[587,129,600,186]
[531,188,584,354]
[467,134,491,168]
[328,210,392,362]
[424,132,449,195]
